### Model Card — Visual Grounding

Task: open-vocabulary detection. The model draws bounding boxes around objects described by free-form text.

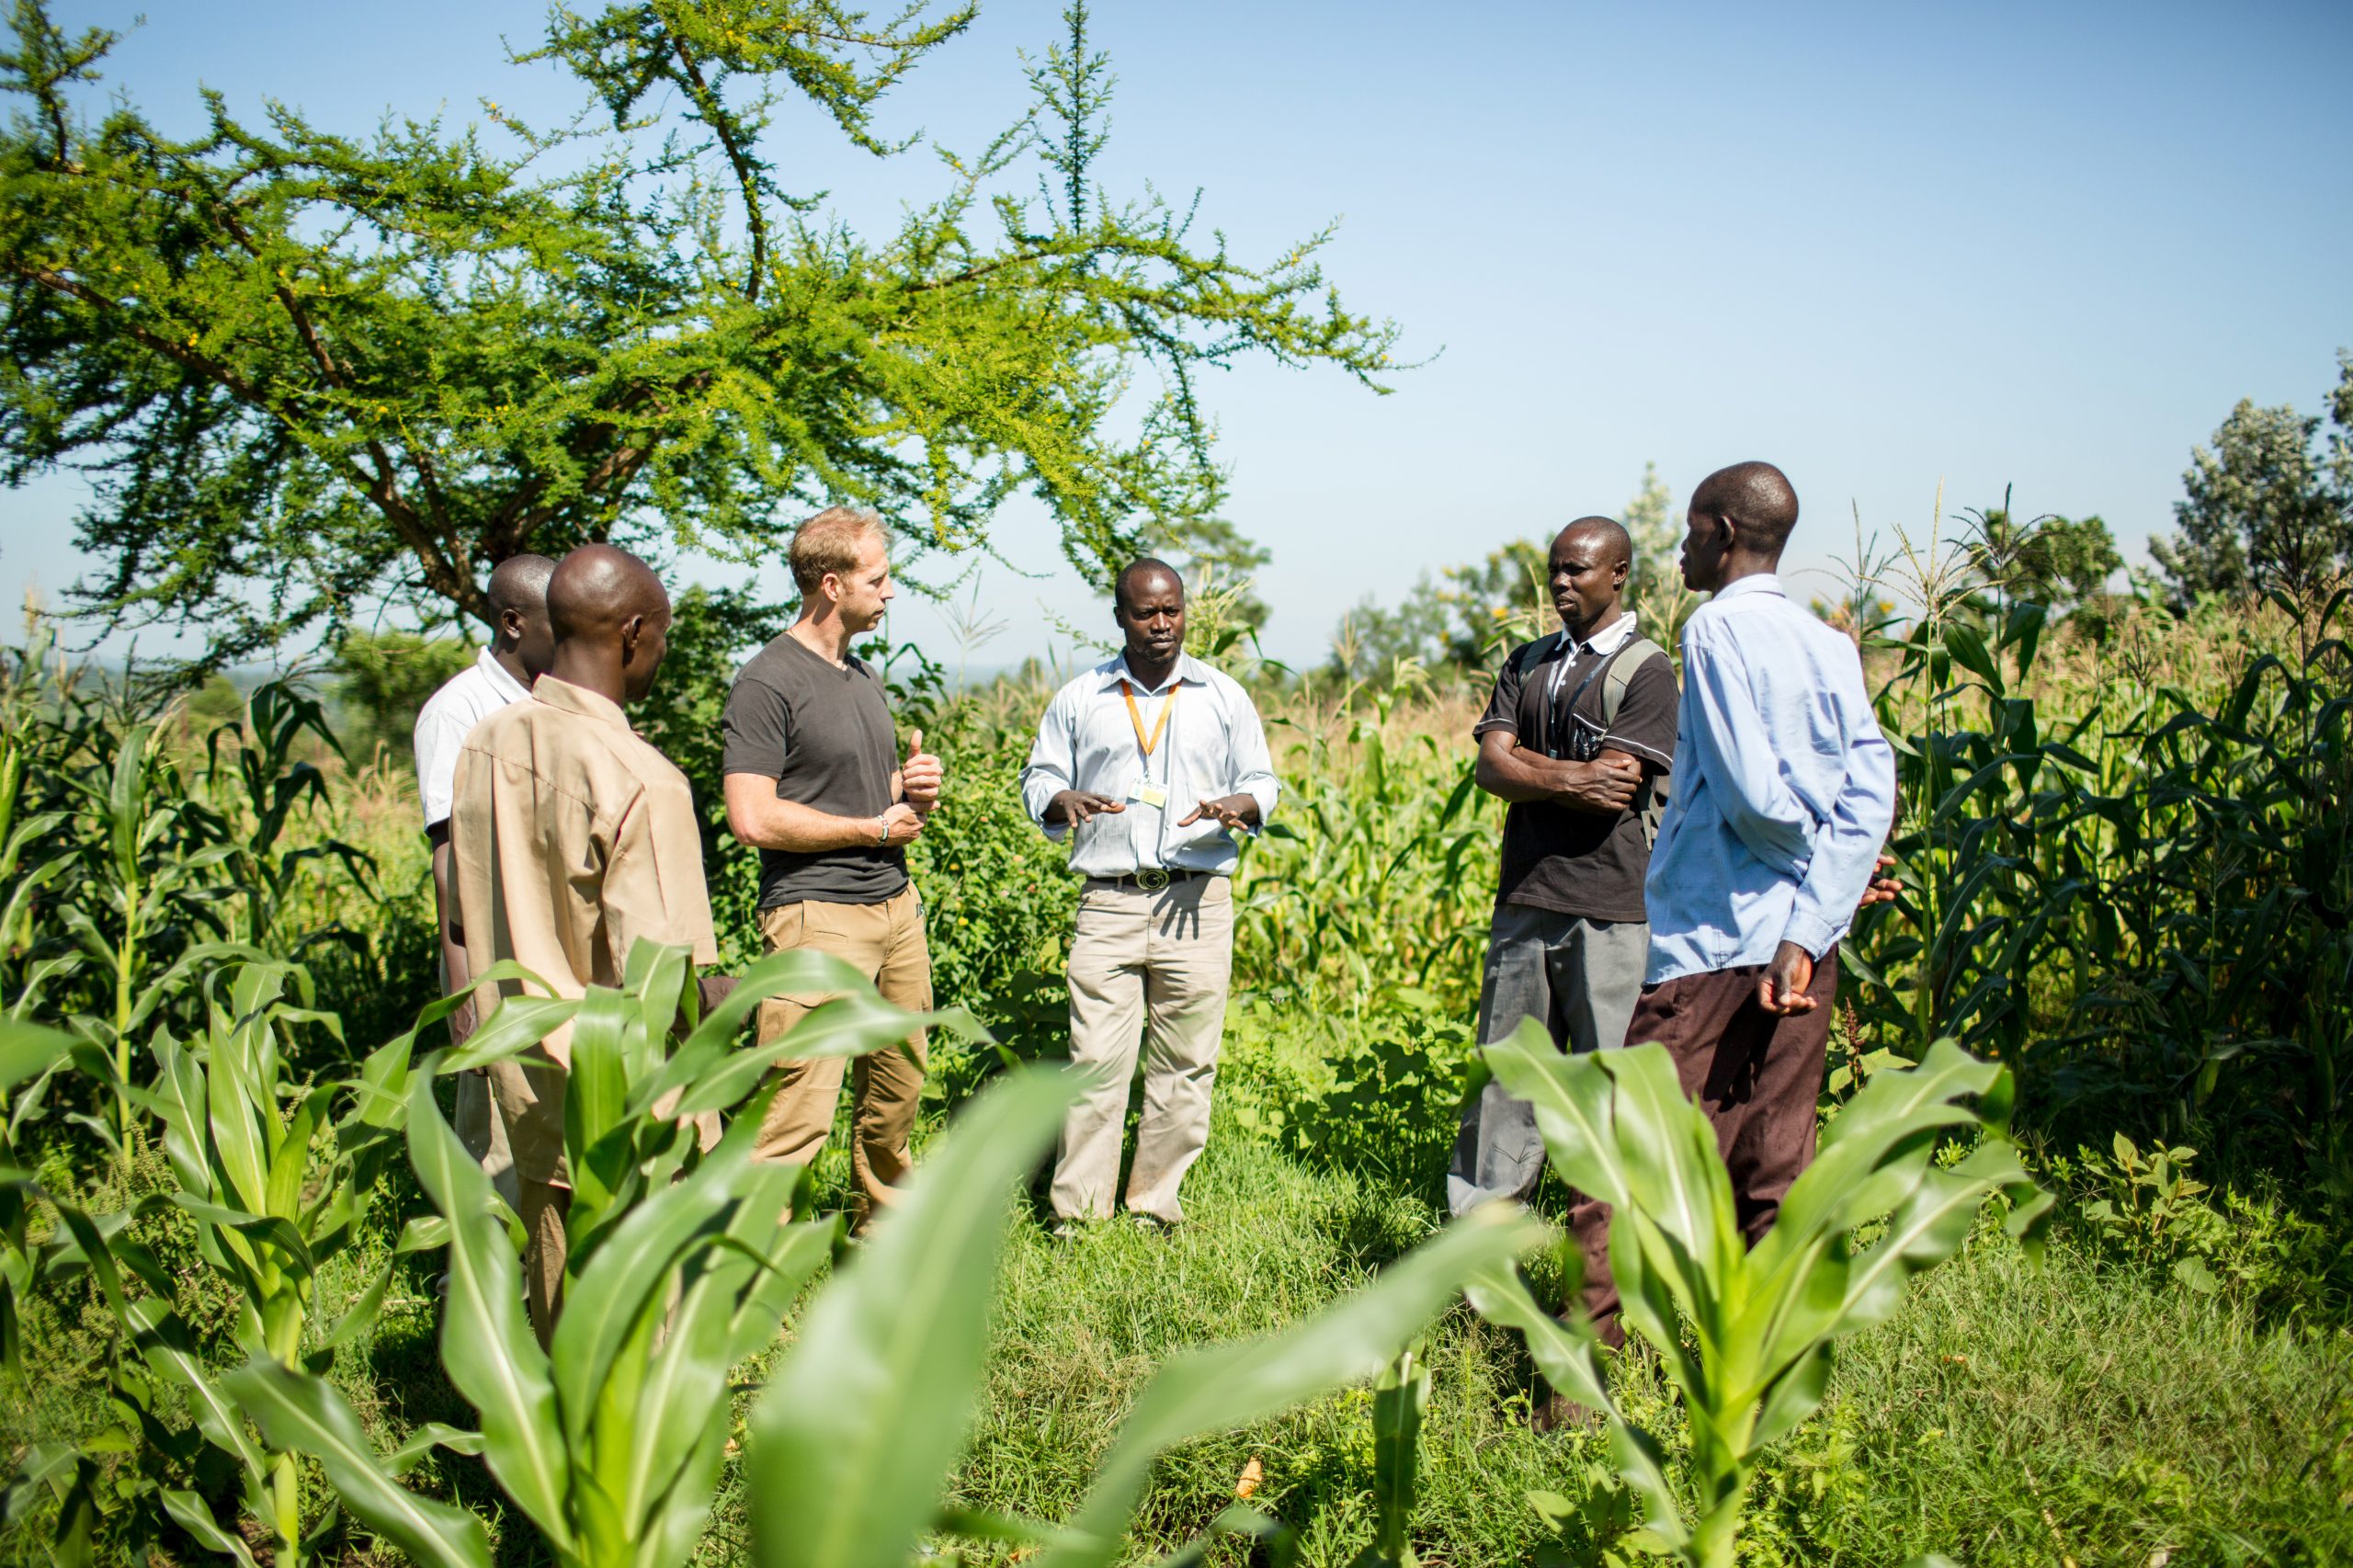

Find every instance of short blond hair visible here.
[789,506,888,597]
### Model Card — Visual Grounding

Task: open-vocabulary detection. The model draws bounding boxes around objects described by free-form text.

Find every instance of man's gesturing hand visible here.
[1756,940,1819,1015]
[1047,789,1125,827]
[1552,753,1642,814]
[1177,794,1257,833]
[901,728,944,813]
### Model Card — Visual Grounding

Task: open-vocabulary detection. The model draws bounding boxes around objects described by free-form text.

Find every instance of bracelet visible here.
[875,815,890,846]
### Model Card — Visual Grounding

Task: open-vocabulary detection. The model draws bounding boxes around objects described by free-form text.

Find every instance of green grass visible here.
[14,1106,2350,1567]
[721,1108,2353,1568]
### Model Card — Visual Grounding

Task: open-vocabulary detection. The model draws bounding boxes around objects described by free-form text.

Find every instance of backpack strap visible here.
[1601,637,1665,723]
[1600,638,1670,847]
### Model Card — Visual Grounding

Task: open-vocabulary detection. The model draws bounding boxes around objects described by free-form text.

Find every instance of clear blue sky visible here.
[8,0,2351,669]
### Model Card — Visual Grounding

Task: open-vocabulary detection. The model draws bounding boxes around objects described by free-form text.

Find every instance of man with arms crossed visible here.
[450,545,727,1344]
[1570,461,1898,1362]
[1447,517,1678,1231]
[1019,559,1278,1233]
[413,552,554,1206]
[721,507,942,1223]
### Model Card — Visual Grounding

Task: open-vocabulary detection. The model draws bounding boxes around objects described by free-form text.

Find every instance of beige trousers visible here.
[453,1069,521,1209]
[519,1178,569,1348]
[754,887,932,1222]
[1052,875,1234,1224]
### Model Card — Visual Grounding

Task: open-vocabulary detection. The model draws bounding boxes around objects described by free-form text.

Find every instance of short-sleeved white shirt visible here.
[413,647,532,829]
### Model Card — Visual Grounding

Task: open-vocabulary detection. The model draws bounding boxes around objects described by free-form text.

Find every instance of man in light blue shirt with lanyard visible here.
[1020,559,1279,1233]
[1563,460,1900,1362]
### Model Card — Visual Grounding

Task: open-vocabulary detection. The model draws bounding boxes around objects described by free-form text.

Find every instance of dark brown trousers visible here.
[1566,953,1838,1348]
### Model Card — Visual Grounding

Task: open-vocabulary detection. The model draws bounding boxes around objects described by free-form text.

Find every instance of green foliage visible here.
[1240,681,1495,1015]
[903,751,1078,1084]
[1966,508,2122,614]
[1,647,383,1159]
[1468,1028,2050,1568]
[2149,355,2353,607]
[2052,1134,2352,1318]
[0,1019,71,1385]
[232,938,982,1568]
[330,631,474,763]
[1839,510,2353,1196]
[1221,994,1475,1197]
[0,0,1397,667]
[32,958,438,1565]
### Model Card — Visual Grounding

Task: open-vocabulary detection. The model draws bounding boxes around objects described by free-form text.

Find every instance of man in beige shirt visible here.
[449,543,722,1343]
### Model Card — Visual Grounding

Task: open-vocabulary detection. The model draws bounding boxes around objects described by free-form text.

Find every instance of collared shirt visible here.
[1019,653,1279,878]
[1643,574,1897,984]
[413,646,532,828]
[1473,612,1678,923]
[1543,610,1645,706]
[450,676,719,1182]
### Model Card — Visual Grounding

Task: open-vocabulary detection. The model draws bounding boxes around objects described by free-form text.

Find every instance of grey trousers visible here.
[1445,904,1649,1217]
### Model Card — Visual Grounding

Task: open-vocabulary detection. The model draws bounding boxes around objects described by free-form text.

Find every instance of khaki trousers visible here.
[519,1178,570,1348]
[453,1069,521,1210]
[1051,875,1234,1224]
[754,887,932,1221]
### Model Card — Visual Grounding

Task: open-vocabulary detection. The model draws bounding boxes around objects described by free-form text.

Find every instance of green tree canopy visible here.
[2151,354,2353,608]
[1966,507,2122,612]
[0,0,1397,667]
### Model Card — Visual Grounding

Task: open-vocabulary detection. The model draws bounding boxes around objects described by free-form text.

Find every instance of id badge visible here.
[1128,781,1169,809]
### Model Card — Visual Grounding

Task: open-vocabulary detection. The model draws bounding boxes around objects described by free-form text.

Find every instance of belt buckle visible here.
[1135,867,1171,892]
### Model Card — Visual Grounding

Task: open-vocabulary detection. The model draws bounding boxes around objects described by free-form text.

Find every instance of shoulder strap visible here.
[1602,637,1667,724]
[1599,637,1670,847]
[1513,630,1567,678]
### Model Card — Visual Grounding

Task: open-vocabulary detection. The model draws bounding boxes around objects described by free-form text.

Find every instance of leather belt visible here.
[1087,868,1211,892]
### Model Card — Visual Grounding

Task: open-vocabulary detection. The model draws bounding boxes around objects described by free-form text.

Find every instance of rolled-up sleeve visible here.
[1018,687,1079,840]
[1228,688,1279,825]
[1684,622,1816,879]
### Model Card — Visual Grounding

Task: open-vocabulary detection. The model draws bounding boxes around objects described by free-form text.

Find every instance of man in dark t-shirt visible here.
[1446,516,1679,1226]
[721,506,943,1223]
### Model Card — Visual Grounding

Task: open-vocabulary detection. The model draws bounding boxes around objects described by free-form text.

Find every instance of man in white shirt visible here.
[1019,559,1279,1232]
[412,551,555,1204]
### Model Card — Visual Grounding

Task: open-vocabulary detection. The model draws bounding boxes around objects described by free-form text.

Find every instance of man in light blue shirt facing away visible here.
[1557,460,1899,1369]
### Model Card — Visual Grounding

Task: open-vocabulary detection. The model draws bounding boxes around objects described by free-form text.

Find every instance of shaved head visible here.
[546,545,673,703]
[1557,516,1632,570]
[1114,557,1184,615]
[486,553,555,619]
[1691,462,1800,559]
[548,545,666,638]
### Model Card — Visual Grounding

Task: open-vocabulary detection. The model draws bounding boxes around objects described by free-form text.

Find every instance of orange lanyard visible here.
[1120,679,1177,758]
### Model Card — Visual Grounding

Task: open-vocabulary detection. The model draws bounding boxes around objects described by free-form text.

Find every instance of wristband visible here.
[876,815,890,846]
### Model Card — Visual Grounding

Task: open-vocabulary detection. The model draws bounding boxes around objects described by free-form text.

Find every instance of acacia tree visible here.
[0,0,1396,665]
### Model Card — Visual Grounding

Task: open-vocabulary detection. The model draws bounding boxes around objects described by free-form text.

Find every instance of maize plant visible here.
[0,1020,72,1383]
[1356,1346,1432,1568]
[233,937,983,1568]
[197,683,373,955]
[1466,1023,2050,1568]
[35,958,453,1566]
[748,1070,1538,1568]
[55,721,237,1169]
[0,730,76,1021]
